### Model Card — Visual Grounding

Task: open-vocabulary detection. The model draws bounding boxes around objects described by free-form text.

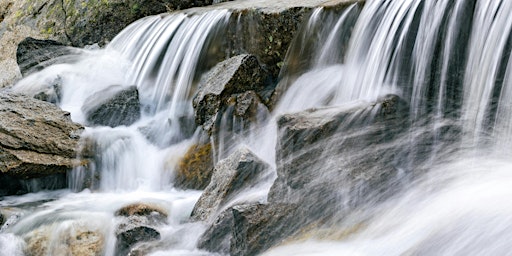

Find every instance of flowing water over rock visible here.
[3,0,512,255]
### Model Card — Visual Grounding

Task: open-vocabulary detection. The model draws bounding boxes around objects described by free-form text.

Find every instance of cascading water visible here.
[3,0,512,255]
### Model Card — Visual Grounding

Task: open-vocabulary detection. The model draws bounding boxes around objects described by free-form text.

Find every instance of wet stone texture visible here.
[190,147,269,222]
[193,54,271,135]
[0,92,84,196]
[269,95,409,218]
[82,85,141,128]
[114,203,168,256]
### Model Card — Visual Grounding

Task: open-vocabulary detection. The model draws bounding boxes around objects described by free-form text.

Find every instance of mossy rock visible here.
[175,143,214,190]
[115,203,168,219]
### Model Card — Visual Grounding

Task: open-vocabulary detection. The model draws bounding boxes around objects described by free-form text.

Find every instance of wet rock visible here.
[16,37,81,77]
[193,54,270,134]
[190,147,269,222]
[0,93,84,192]
[115,203,168,222]
[114,203,168,255]
[269,95,409,218]
[197,208,234,254]
[82,85,141,127]
[230,203,299,256]
[116,226,161,256]
[0,212,4,227]
[175,142,214,190]
[24,222,104,256]
[218,0,362,80]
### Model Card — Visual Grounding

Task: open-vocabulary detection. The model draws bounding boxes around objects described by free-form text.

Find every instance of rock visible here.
[24,222,104,256]
[269,95,409,218]
[197,208,234,254]
[82,85,141,127]
[0,93,84,192]
[114,203,168,255]
[175,142,214,190]
[190,147,269,222]
[16,37,81,77]
[115,203,168,222]
[0,212,4,227]
[218,0,362,80]
[116,226,160,256]
[193,54,270,134]
[230,203,299,256]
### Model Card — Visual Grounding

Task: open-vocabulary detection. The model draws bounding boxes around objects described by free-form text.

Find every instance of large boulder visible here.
[193,54,271,134]
[190,147,270,222]
[16,37,82,77]
[82,85,141,127]
[269,95,409,217]
[0,93,84,195]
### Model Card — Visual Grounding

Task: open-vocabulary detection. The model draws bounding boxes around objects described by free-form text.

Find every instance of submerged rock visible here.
[190,147,270,222]
[0,93,84,195]
[82,85,141,127]
[175,142,214,190]
[24,222,104,256]
[193,54,270,134]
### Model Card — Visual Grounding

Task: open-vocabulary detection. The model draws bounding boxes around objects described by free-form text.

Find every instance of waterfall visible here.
[4,0,512,255]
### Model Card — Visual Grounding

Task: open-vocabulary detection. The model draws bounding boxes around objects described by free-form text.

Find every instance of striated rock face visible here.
[0,93,84,188]
[193,54,270,134]
[190,147,269,222]
[82,85,141,127]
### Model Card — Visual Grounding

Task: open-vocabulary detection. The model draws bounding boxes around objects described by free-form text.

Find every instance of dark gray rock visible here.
[82,85,141,127]
[0,93,84,187]
[269,95,409,219]
[230,203,299,256]
[190,147,270,222]
[0,212,4,227]
[197,203,300,256]
[16,37,81,77]
[114,203,168,256]
[193,54,270,134]
[197,208,234,254]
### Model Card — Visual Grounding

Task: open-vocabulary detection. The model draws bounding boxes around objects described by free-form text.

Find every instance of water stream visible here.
[3,0,512,255]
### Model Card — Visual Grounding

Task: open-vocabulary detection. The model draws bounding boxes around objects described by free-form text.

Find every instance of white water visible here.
[4,0,512,255]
